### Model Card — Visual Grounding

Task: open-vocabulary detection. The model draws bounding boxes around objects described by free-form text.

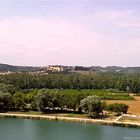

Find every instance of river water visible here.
[0,118,139,140]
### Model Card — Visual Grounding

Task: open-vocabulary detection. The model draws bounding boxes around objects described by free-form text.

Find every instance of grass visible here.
[7,111,42,115]
[7,111,88,118]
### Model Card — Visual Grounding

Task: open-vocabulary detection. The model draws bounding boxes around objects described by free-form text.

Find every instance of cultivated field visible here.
[106,96,140,115]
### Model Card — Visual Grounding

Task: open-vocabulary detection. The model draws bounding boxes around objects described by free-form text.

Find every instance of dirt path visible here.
[0,113,140,128]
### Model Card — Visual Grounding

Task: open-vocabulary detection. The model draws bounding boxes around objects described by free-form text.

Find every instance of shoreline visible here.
[0,113,140,128]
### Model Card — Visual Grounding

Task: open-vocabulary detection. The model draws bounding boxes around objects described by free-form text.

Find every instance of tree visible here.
[0,92,13,112]
[0,83,16,94]
[80,95,104,118]
[35,90,53,112]
[13,92,26,111]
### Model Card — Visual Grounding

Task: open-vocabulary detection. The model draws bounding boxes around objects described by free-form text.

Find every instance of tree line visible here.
[0,72,140,93]
[0,89,129,118]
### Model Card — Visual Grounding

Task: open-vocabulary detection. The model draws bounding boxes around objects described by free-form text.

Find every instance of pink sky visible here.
[0,1,140,66]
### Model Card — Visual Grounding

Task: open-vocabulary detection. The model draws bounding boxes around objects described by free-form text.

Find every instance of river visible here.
[0,118,139,140]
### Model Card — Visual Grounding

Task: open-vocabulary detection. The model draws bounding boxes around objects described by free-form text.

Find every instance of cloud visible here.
[86,9,140,28]
[0,16,100,65]
[48,47,60,52]
[0,8,140,66]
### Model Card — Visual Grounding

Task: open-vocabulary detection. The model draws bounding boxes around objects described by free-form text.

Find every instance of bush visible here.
[108,103,129,114]
[106,89,123,93]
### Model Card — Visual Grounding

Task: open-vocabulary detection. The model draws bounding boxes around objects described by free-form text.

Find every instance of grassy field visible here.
[106,96,140,115]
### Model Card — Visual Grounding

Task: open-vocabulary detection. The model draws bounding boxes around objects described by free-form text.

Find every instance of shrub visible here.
[108,103,129,114]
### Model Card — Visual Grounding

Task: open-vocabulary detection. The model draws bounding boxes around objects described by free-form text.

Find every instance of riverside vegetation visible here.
[0,73,140,117]
[0,72,136,118]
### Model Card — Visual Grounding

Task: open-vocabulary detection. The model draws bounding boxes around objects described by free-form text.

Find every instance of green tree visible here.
[35,90,53,112]
[13,92,26,111]
[80,95,104,118]
[0,92,13,112]
[0,83,16,94]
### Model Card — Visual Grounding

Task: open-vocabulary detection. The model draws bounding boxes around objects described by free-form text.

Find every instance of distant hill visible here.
[75,66,140,73]
[0,63,42,72]
[90,66,140,73]
[0,63,140,73]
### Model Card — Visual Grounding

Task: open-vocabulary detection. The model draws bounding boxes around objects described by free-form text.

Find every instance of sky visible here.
[0,0,140,66]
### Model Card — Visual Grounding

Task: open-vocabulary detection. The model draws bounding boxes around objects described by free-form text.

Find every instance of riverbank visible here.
[0,113,140,128]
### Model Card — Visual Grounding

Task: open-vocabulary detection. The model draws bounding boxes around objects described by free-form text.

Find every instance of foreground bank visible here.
[0,113,140,128]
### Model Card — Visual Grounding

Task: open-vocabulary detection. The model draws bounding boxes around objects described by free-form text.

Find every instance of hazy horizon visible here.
[0,0,140,67]
[1,62,140,68]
